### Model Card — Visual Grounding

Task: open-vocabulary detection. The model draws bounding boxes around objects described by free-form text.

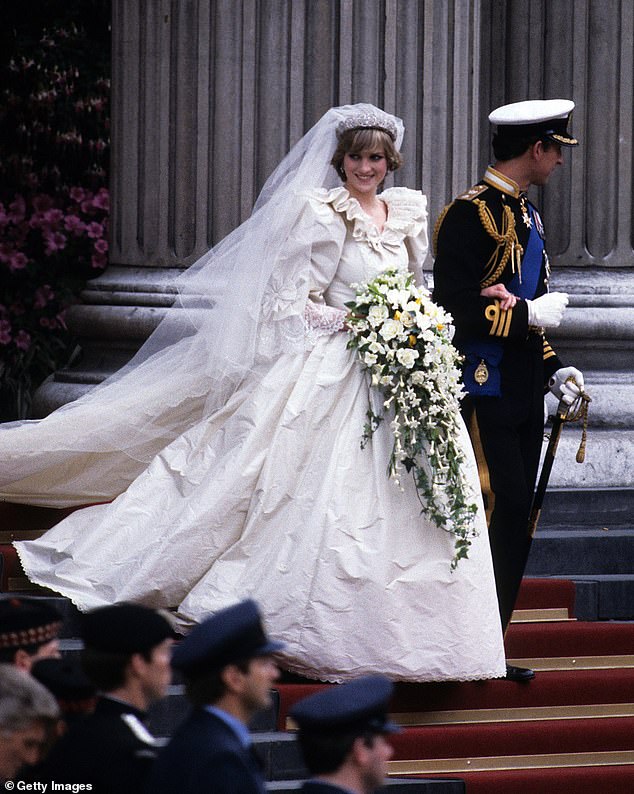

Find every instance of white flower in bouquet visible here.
[400,311,415,328]
[379,318,403,341]
[396,348,419,369]
[368,304,389,326]
[346,267,478,568]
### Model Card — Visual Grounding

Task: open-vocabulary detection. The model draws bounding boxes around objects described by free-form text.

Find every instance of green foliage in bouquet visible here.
[346,267,479,568]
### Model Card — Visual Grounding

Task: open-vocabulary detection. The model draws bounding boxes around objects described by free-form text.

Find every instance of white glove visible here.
[525,292,569,328]
[549,366,585,404]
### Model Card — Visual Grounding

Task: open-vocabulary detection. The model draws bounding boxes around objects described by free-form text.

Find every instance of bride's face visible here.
[342,147,388,199]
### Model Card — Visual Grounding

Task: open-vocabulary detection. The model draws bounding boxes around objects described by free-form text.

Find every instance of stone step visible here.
[526,525,634,619]
[266,781,464,792]
[539,488,634,527]
[527,529,634,575]
[570,576,634,621]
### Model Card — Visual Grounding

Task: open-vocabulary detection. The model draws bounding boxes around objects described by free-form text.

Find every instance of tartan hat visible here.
[0,597,62,651]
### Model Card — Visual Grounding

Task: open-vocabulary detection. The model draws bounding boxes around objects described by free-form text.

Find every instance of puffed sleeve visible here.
[256,191,347,358]
[380,187,429,286]
[404,206,429,287]
[300,191,349,345]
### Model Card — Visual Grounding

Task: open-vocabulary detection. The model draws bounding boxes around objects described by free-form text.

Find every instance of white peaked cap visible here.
[489,99,575,125]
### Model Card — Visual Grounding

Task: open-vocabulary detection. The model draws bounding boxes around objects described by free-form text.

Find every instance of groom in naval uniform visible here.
[433,100,585,682]
[290,675,399,793]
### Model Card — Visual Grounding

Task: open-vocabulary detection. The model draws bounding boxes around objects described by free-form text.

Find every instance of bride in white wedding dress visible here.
[1,105,505,682]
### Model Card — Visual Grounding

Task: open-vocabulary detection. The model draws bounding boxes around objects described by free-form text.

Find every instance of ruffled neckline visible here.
[311,186,427,252]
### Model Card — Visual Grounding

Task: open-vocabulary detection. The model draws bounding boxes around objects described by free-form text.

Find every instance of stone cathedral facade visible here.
[36,0,634,497]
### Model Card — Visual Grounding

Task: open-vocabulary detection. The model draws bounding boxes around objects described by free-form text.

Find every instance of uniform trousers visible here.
[462,335,545,632]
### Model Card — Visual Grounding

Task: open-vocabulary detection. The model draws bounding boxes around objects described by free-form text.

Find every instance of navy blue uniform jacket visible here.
[146,708,266,794]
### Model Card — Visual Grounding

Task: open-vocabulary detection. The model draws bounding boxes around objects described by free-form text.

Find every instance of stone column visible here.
[479,0,634,493]
[34,0,484,413]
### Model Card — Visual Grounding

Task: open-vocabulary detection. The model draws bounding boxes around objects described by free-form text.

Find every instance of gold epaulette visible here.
[432,186,487,256]
[457,184,488,201]
[434,186,520,288]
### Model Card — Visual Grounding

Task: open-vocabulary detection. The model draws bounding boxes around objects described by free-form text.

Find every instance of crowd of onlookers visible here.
[0,596,398,794]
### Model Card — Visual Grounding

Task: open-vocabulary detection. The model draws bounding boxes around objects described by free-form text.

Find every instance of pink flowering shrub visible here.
[0,3,110,418]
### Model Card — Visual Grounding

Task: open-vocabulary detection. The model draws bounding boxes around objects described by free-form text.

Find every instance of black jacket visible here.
[33,696,158,794]
[433,166,562,389]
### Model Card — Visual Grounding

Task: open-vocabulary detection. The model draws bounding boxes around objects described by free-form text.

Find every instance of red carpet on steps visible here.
[514,577,576,612]
[276,669,634,729]
[434,766,634,794]
[505,620,634,658]
[391,717,634,759]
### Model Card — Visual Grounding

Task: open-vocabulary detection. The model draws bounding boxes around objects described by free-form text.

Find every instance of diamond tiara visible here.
[336,110,398,142]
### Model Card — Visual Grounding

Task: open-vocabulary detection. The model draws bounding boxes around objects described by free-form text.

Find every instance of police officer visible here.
[290,675,398,794]
[147,598,284,794]
[34,602,174,792]
[433,99,584,681]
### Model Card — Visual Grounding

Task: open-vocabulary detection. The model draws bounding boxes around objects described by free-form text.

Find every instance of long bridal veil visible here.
[0,105,405,507]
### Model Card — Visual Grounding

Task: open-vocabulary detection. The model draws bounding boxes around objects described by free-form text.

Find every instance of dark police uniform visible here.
[291,674,399,792]
[34,695,159,793]
[433,164,562,633]
[147,599,284,794]
[147,707,266,794]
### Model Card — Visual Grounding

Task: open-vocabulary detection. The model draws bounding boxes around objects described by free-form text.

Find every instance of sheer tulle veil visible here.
[0,104,405,506]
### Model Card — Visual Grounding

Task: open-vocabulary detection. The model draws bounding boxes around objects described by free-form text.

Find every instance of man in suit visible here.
[147,598,284,794]
[34,602,174,793]
[433,99,584,681]
[290,675,398,794]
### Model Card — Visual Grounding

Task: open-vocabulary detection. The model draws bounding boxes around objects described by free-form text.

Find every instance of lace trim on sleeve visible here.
[303,299,347,348]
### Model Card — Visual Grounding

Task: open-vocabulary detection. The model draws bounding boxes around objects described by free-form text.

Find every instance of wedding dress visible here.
[1,105,505,682]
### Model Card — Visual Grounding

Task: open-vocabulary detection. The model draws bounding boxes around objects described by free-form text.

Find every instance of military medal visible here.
[520,195,532,229]
[533,208,545,238]
[474,359,489,385]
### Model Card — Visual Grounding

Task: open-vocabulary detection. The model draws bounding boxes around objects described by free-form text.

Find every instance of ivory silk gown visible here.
[7,186,506,682]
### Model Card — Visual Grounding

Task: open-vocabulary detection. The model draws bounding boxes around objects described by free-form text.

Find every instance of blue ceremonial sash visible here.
[507,205,543,300]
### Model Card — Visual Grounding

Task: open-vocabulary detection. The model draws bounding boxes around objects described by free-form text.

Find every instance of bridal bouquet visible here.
[346,267,478,568]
